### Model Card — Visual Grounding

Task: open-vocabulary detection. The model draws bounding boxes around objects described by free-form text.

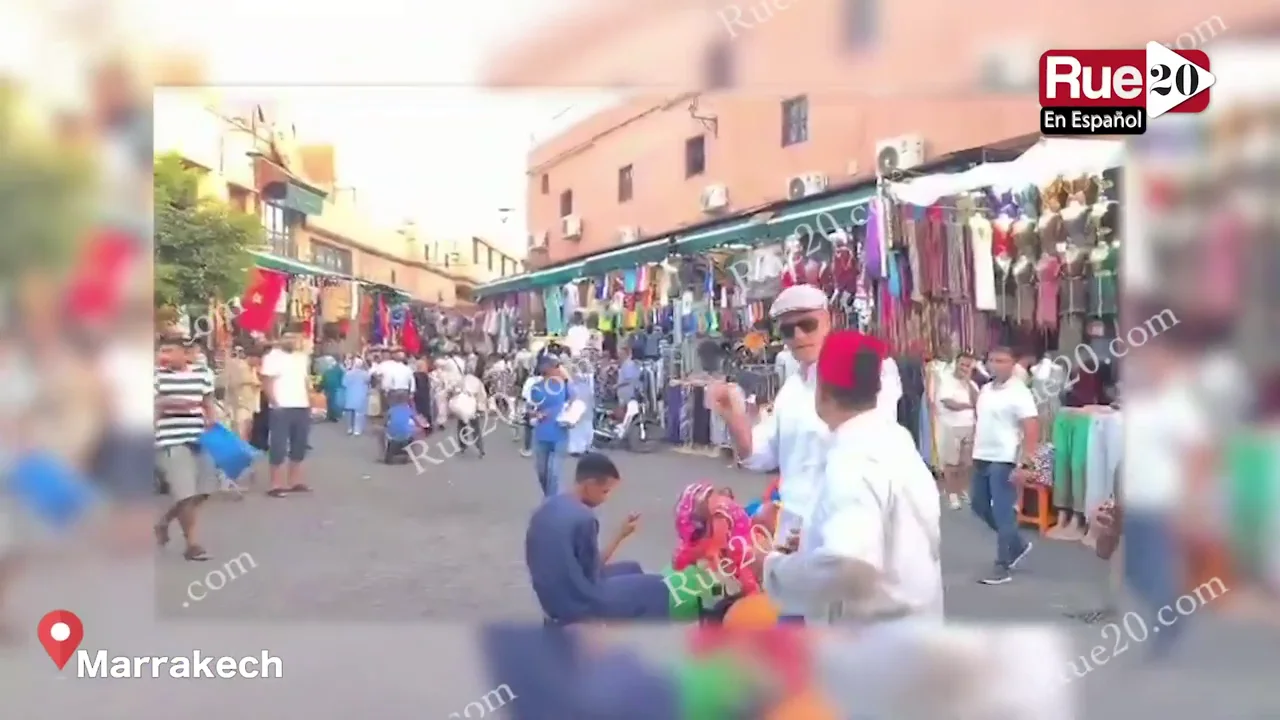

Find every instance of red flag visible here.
[401,314,421,355]
[65,228,140,322]
[239,268,287,332]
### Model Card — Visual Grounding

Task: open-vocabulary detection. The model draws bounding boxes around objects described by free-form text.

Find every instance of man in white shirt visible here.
[564,313,590,357]
[259,335,314,496]
[709,285,833,548]
[970,346,1039,585]
[759,329,943,624]
[379,350,416,394]
[936,352,979,510]
[774,346,800,384]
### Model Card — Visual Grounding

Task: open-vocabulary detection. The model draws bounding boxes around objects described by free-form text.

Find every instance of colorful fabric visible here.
[673,483,760,594]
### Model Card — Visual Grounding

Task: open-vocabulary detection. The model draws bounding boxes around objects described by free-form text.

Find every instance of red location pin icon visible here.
[38,610,84,670]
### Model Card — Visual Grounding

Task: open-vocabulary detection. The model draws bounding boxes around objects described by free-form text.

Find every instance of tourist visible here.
[529,355,571,497]
[154,335,218,561]
[259,335,314,497]
[970,346,1039,585]
[757,329,943,623]
[706,284,833,618]
[525,452,667,623]
[936,351,979,510]
[342,357,371,436]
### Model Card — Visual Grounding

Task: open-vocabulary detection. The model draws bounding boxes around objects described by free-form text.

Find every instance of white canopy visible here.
[885,139,1125,206]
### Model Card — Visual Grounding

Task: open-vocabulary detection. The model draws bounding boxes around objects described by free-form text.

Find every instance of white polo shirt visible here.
[971,378,1038,463]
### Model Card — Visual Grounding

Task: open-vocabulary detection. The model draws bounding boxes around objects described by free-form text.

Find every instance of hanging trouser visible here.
[1051,412,1091,512]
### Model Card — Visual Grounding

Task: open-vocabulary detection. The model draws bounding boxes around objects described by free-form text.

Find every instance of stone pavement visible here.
[4,420,1279,718]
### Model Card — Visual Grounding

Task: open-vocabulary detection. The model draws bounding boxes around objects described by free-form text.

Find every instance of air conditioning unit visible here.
[700,184,728,212]
[528,231,548,250]
[562,214,582,239]
[618,226,640,244]
[786,173,828,200]
[875,135,926,178]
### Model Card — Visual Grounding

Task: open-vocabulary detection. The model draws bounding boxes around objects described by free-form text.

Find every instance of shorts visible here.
[939,424,974,467]
[267,407,312,465]
[155,444,218,503]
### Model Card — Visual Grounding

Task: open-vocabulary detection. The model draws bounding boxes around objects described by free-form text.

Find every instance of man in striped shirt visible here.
[154,336,218,561]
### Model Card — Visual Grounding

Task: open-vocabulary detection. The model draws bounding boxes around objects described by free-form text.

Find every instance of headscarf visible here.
[672,482,759,593]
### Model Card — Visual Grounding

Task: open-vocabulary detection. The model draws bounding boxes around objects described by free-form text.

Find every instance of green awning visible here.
[280,183,325,215]
[675,185,876,253]
[252,251,343,278]
[758,187,876,243]
[476,261,586,297]
[674,217,762,254]
[582,237,670,275]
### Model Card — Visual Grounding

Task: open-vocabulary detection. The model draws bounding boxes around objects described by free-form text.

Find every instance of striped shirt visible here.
[155,364,214,447]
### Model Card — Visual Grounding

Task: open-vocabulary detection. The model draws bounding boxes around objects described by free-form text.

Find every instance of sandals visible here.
[266,488,290,498]
[183,546,210,562]
[286,484,313,493]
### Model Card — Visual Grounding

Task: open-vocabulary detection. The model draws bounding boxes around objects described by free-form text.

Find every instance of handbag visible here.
[1094,499,1122,560]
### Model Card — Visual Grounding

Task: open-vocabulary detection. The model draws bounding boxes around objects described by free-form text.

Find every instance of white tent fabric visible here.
[885,139,1125,206]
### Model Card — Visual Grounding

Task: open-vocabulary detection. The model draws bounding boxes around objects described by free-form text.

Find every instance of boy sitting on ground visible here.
[381,390,417,464]
[525,452,671,623]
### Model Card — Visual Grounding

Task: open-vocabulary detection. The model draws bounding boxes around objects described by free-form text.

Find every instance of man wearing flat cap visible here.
[755,329,943,624]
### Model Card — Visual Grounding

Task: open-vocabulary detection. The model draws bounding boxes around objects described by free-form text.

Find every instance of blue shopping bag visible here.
[7,453,98,528]
[198,424,257,480]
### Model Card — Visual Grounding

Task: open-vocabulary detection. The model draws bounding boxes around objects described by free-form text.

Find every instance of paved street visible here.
[6,420,1280,718]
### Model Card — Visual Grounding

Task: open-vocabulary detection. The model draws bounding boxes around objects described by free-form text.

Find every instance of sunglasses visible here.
[779,317,819,339]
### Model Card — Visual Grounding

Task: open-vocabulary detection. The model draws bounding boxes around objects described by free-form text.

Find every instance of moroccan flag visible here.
[65,228,140,322]
[401,315,421,355]
[239,268,287,332]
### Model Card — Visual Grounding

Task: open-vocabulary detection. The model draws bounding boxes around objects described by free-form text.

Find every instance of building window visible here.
[390,270,397,284]
[487,247,495,271]
[540,174,549,194]
[261,201,296,258]
[559,190,573,217]
[781,95,809,147]
[841,0,879,49]
[685,135,706,178]
[704,40,734,90]
[617,164,633,203]
[424,245,432,263]
[473,240,480,264]
[444,254,451,268]
[310,240,353,275]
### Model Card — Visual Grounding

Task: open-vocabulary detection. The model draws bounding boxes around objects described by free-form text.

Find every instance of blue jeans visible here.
[533,440,566,497]
[1124,510,1183,654]
[345,409,367,435]
[970,460,1027,567]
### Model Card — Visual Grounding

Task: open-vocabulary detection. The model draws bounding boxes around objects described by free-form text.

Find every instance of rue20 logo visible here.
[1039,43,1214,121]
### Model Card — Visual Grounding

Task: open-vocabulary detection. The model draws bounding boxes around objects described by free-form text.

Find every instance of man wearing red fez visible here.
[754,329,944,624]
